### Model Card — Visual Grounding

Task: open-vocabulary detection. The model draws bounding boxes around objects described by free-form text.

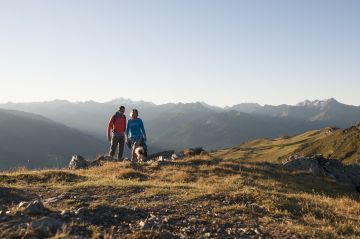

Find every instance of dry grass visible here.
[1,136,360,237]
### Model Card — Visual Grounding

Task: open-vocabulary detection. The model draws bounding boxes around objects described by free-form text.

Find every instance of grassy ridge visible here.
[214,124,360,165]
[213,129,329,163]
[295,125,360,164]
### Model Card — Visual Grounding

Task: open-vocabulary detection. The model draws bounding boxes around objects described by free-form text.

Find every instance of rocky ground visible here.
[0,185,268,238]
[1,151,360,238]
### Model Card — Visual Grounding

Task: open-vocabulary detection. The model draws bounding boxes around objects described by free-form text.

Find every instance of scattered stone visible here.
[44,193,68,204]
[19,200,46,215]
[147,151,175,161]
[18,201,28,208]
[69,155,89,169]
[0,206,7,216]
[74,207,87,216]
[139,214,160,230]
[60,210,71,219]
[254,228,261,235]
[0,218,31,236]
[90,155,119,166]
[181,147,207,157]
[159,230,178,239]
[171,153,184,160]
[30,216,62,237]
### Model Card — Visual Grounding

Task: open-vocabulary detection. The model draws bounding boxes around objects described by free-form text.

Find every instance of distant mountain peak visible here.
[198,101,224,112]
[296,98,339,107]
[226,102,262,113]
[107,98,155,106]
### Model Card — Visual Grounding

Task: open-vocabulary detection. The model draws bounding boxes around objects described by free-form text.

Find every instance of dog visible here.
[134,146,146,162]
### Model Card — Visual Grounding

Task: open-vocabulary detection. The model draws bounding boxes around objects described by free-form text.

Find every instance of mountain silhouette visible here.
[0,109,106,170]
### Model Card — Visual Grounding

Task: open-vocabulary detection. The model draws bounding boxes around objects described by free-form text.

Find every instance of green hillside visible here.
[295,124,360,164]
[212,128,329,163]
[213,123,360,165]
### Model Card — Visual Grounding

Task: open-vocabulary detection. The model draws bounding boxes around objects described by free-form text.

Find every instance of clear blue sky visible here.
[0,0,359,106]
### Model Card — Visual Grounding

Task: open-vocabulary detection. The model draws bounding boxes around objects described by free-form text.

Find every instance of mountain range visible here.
[0,98,360,170]
[1,98,359,150]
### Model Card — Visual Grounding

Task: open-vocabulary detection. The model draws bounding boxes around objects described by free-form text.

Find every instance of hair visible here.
[119,105,125,110]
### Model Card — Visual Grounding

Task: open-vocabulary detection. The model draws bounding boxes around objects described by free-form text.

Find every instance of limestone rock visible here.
[30,216,62,237]
[171,153,184,160]
[283,154,360,190]
[69,155,89,169]
[181,147,207,157]
[18,200,46,215]
[147,151,175,161]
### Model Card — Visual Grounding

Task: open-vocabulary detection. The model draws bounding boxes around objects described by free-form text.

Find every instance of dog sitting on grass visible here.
[134,145,146,162]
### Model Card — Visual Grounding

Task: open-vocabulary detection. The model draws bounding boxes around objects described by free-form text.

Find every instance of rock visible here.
[0,206,7,216]
[139,220,147,229]
[18,201,27,208]
[284,155,360,190]
[0,217,31,236]
[30,216,62,237]
[283,156,323,176]
[19,200,46,215]
[147,151,175,161]
[181,147,206,157]
[171,153,184,160]
[344,164,360,186]
[139,214,160,230]
[159,230,178,239]
[60,210,71,219]
[91,155,119,166]
[44,193,67,204]
[74,207,87,216]
[139,219,157,230]
[69,155,89,169]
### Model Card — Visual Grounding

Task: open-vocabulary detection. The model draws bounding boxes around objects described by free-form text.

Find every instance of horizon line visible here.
[0,97,358,108]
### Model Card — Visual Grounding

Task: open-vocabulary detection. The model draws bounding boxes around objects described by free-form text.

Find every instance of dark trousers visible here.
[109,134,125,159]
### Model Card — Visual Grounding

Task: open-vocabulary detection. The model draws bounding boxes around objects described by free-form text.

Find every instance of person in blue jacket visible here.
[125,109,147,161]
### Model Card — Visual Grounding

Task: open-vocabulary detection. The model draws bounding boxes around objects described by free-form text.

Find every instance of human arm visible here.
[125,120,130,142]
[107,116,114,141]
[140,119,147,140]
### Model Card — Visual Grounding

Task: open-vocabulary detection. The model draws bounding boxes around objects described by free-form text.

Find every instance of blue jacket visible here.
[126,118,146,140]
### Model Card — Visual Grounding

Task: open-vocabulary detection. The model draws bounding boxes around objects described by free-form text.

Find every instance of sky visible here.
[0,0,359,107]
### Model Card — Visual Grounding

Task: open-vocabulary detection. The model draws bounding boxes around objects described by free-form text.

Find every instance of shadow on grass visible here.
[239,162,360,200]
[79,205,148,226]
[0,187,39,205]
[116,170,150,181]
[0,171,86,185]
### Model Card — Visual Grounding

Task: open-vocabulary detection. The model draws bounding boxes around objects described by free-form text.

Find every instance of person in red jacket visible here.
[107,106,126,160]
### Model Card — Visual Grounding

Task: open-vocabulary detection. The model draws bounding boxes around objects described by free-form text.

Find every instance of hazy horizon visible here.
[1,1,359,106]
[1,97,359,108]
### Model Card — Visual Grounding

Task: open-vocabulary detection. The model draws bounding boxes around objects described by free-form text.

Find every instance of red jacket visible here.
[107,113,126,137]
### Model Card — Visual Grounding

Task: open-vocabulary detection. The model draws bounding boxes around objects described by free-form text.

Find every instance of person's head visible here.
[130,109,138,118]
[119,106,125,114]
